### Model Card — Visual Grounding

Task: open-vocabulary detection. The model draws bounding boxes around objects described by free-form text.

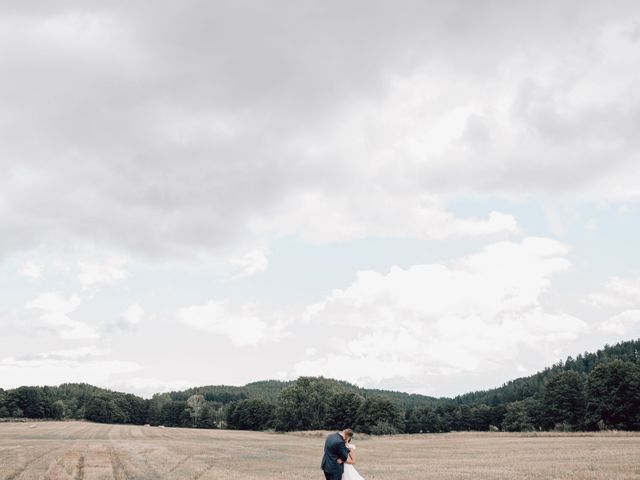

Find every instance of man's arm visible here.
[330,436,350,463]
[337,442,350,462]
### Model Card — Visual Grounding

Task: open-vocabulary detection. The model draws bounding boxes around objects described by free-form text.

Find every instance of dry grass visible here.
[0,422,639,479]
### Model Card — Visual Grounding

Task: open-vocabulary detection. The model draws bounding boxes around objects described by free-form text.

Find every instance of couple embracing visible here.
[321,428,365,480]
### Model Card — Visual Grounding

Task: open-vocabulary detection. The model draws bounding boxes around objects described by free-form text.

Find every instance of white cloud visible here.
[2,3,638,264]
[25,292,99,339]
[178,300,287,346]
[121,303,144,325]
[77,257,127,289]
[584,276,640,308]
[18,261,42,278]
[585,276,640,336]
[600,309,640,335]
[281,192,519,244]
[228,248,269,279]
[0,355,142,389]
[1,1,639,398]
[293,237,586,388]
[545,208,568,238]
[122,303,144,325]
[103,303,146,333]
[26,346,110,360]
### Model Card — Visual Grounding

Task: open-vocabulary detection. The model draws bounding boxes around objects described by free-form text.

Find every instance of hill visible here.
[454,338,640,406]
[164,378,444,410]
[1,338,639,432]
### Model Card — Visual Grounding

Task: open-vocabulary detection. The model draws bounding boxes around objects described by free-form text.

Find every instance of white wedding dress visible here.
[342,444,365,480]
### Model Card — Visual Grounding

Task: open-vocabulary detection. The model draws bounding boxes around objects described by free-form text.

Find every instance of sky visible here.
[1,0,640,398]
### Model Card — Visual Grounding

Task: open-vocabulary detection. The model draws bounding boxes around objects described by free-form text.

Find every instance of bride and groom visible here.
[321,428,365,480]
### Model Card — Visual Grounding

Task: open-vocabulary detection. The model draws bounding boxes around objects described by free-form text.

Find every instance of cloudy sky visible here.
[2,1,640,398]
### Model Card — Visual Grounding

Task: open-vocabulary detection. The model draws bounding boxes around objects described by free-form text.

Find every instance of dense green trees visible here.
[356,396,405,434]
[146,392,223,428]
[585,360,640,430]
[406,406,441,433]
[147,393,171,426]
[198,402,221,429]
[456,339,640,407]
[85,396,126,424]
[275,377,334,431]
[226,399,275,430]
[161,400,191,427]
[224,377,422,434]
[84,393,148,424]
[1,340,639,433]
[0,386,72,419]
[187,395,206,427]
[502,400,535,432]
[542,371,586,430]
[326,392,363,430]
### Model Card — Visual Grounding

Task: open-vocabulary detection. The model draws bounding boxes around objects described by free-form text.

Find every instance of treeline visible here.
[0,383,149,425]
[226,378,407,434]
[407,359,640,432]
[144,377,441,431]
[224,358,640,433]
[455,339,640,406]
[1,340,639,433]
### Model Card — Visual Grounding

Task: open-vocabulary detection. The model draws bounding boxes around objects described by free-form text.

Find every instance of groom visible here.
[321,428,353,480]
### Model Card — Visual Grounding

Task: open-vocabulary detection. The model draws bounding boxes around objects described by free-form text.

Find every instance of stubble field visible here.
[0,421,639,479]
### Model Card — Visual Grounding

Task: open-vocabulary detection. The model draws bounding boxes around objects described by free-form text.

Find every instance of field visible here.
[0,422,639,479]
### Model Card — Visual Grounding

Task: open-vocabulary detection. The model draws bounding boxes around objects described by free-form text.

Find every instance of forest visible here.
[1,339,639,433]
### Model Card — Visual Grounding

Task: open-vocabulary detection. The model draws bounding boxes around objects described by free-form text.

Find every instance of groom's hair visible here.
[343,428,354,438]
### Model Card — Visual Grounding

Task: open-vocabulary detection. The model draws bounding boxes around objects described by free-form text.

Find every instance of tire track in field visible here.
[165,454,193,475]
[129,446,167,480]
[192,463,216,480]
[41,453,64,480]
[5,445,63,480]
[109,447,130,480]
[109,444,166,480]
[75,454,85,480]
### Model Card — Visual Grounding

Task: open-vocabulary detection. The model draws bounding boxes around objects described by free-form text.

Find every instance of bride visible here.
[342,441,365,480]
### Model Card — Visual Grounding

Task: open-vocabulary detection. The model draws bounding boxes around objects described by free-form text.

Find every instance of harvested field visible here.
[0,422,639,479]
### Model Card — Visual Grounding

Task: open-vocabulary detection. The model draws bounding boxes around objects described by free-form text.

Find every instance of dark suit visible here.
[321,432,350,480]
